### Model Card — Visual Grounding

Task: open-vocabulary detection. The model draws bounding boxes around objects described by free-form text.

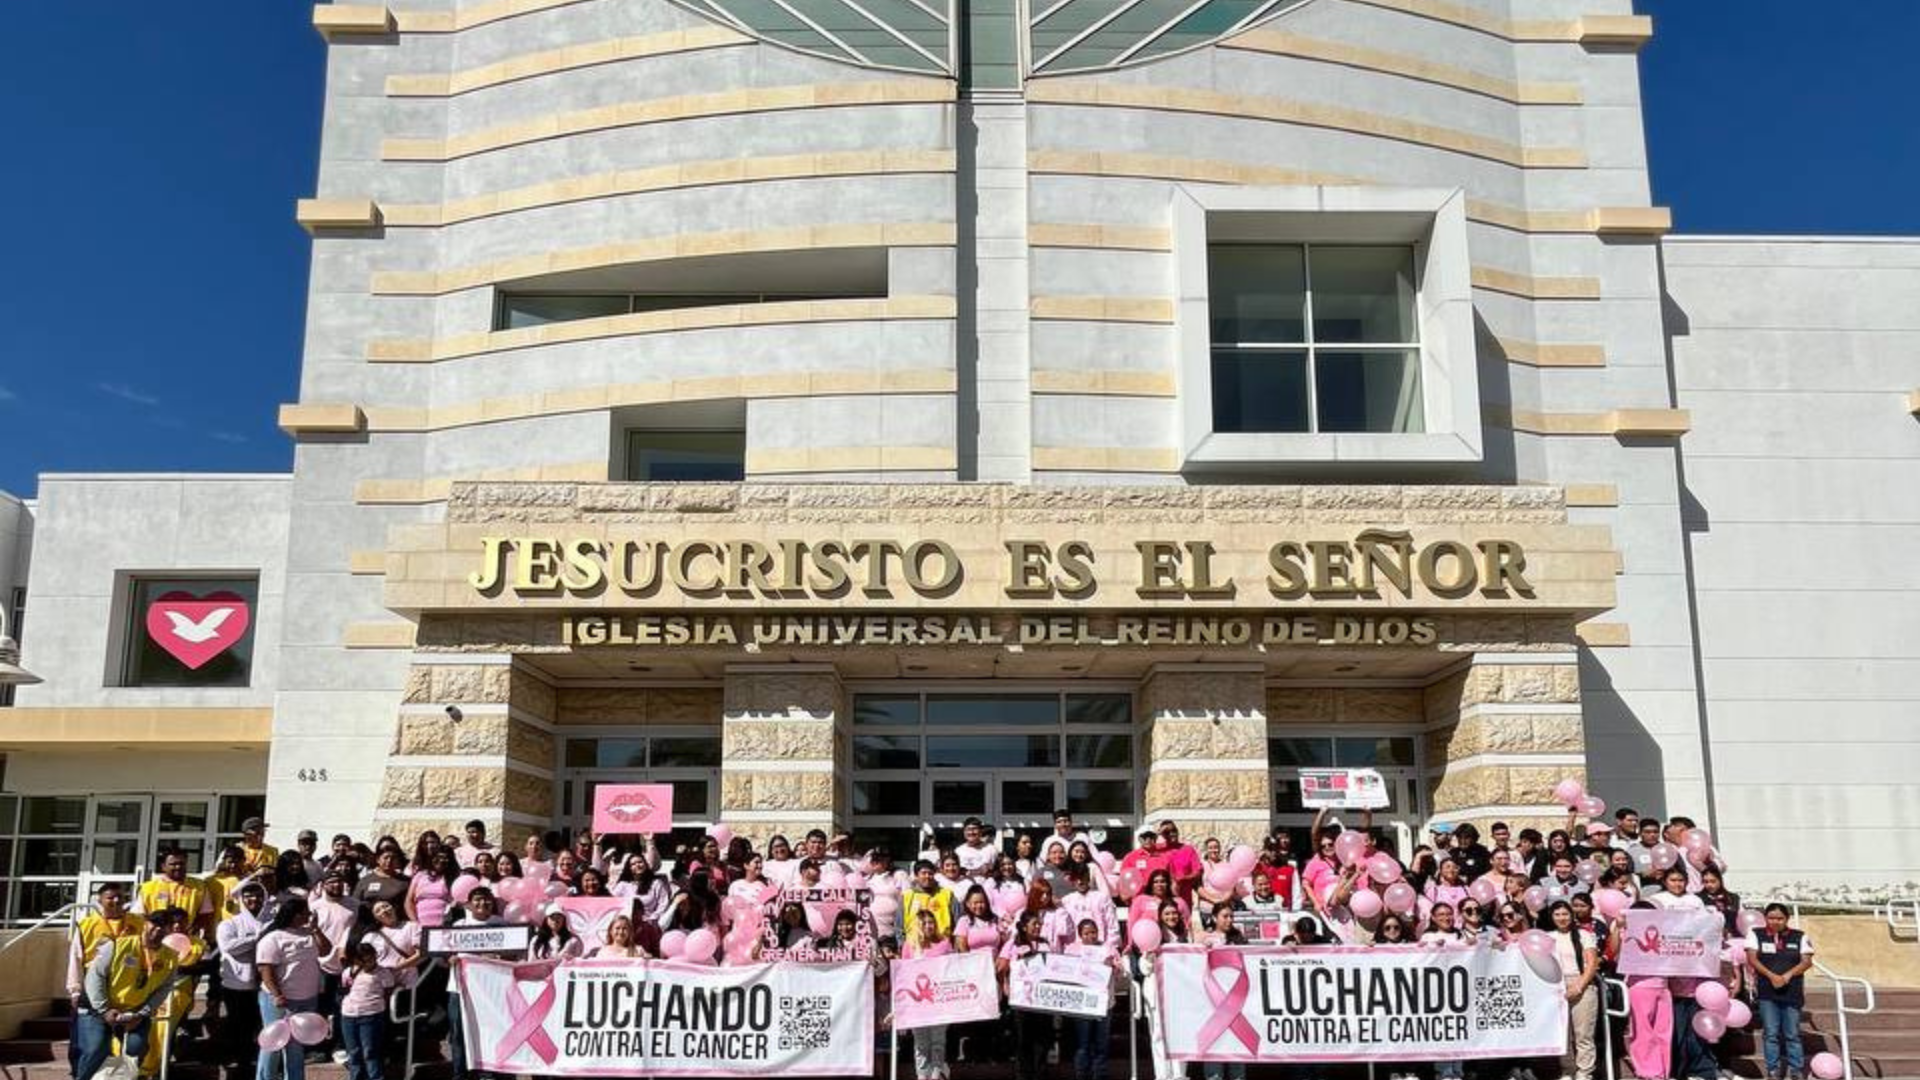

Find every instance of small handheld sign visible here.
[425,924,533,955]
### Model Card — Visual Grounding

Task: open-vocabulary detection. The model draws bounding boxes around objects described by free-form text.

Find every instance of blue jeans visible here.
[72,1010,153,1080]
[1757,1000,1806,1075]
[1071,1014,1110,1080]
[341,1014,387,1080]
[256,993,318,1080]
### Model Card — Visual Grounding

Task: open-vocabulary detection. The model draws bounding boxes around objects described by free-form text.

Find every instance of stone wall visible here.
[1423,656,1585,835]
[1140,664,1271,846]
[721,666,842,845]
[374,657,558,849]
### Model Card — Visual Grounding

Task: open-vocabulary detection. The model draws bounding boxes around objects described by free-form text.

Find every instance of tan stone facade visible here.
[357,482,1607,852]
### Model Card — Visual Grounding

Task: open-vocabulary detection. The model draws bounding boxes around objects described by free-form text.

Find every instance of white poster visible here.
[1008,952,1113,1019]
[1155,944,1567,1063]
[456,956,874,1077]
[1299,768,1389,809]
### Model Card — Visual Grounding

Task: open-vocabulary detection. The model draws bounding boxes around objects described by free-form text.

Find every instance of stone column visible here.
[1425,653,1586,835]
[720,664,843,848]
[374,655,557,849]
[1139,663,1271,847]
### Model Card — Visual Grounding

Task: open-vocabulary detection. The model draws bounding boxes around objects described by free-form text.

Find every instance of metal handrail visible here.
[1812,959,1875,1080]
[0,900,87,958]
[1601,975,1629,1080]
[1769,896,1920,940]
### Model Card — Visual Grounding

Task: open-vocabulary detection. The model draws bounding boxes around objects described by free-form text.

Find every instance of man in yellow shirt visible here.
[73,908,187,1080]
[67,883,147,1078]
[238,816,278,875]
[205,845,251,921]
[135,849,215,941]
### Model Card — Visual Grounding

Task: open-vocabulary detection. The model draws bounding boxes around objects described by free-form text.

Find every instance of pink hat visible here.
[1585,822,1613,837]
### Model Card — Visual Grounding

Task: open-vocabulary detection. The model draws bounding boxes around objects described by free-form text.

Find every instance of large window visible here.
[1209,244,1423,435]
[849,689,1138,858]
[557,730,721,858]
[497,290,880,331]
[1268,732,1425,859]
[625,430,746,481]
[120,576,259,688]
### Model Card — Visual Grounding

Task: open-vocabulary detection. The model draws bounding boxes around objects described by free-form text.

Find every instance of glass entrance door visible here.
[554,729,723,860]
[1268,732,1425,858]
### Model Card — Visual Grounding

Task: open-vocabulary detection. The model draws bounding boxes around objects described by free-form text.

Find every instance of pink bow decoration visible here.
[1195,949,1260,1055]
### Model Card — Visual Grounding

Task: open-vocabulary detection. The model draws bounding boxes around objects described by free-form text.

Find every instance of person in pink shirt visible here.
[452,820,495,871]
[953,886,1003,953]
[1156,820,1204,903]
[1126,869,1189,939]
[1058,868,1117,946]
[1116,827,1168,881]
[999,911,1055,1080]
[406,848,457,929]
[1028,880,1076,951]
[903,909,955,1080]
[337,943,395,1080]
[1424,856,1470,910]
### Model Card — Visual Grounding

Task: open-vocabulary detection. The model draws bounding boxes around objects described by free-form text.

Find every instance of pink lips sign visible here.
[591,783,673,835]
[145,591,251,669]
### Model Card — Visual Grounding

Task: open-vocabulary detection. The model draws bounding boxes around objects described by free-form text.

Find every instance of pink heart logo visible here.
[145,591,251,670]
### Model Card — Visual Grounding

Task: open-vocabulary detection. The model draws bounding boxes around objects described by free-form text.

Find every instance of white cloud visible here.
[95,381,161,406]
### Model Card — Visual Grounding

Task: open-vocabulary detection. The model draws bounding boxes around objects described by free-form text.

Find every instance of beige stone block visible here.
[1338,688,1424,722]
[378,767,425,809]
[650,687,723,724]
[401,667,433,705]
[1477,716,1538,753]
[724,672,842,718]
[452,714,509,755]
[506,770,552,817]
[1210,718,1267,759]
[510,671,558,718]
[395,715,455,755]
[1500,665,1565,704]
[1149,719,1214,761]
[508,721,555,768]
[1267,687,1337,723]
[723,720,835,761]
[1530,714,1586,753]
[1509,765,1582,805]
[721,772,753,812]
[738,771,834,812]
[1144,772,1188,810]
[558,687,650,724]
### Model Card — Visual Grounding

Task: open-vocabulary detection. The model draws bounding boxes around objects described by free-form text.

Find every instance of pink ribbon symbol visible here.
[1194,950,1260,1055]
[494,975,560,1065]
[1630,927,1664,955]
[898,974,937,1004]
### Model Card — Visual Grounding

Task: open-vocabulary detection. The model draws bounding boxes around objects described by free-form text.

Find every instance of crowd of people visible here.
[65,793,1816,1080]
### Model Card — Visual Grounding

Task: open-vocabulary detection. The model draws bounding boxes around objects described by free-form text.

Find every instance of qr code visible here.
[1474,975,1526,1031]
[778,995,832,1050]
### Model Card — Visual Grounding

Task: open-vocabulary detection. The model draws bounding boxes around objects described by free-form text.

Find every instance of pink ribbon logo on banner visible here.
[890,952,1000,1032]
[1618,910,1723,978]
[1628,927,1664,956]
[1195,949,1260,1054]
[494,975,559,1065]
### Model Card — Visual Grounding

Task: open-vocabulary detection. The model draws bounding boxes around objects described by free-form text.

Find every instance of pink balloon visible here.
[845,872,868,889]
[1724,1001,1752,1029]
[871,897,900,921]
[1552,778,1586,806]
[1523,949,1562,983]
[451,876,479,904]
[288,1012,330,1047]
[1349,889,1383,920]
[1227,845,1258,874]
[162,933,193,957]
[710,825,734,847]
[660,930,688,958]
[1522,886,1548,912]
[1810,1052,1845,1080]
[1650,843,1680,872]
[1130,920,1163,954]
[1736,909,1765,935]
[544,880,569,900]
[1695,981,1731,1015]
[1384,882,1417,916]
[1334,832,1367,867]
[1114,869,1143,901]
[256,1021,291,1051]
[1577,795,1607,818]
[1205,865,1240,895]
[1469,877,1500,907]
[504,899,541,925]
[1683,828,1714,855]
[806,906,834,936]
[1095,851,1116,873]
[523,861,552,885]
[1367,854,1402,885]
[684,929,719,963]
[1691,1011,1726,1043]
[1593,888,1630,921]
[1518,930,1554,958]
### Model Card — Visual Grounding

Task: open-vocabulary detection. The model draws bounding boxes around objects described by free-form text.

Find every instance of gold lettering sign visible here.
[561,613,1441,648]
[467,532,1535,603]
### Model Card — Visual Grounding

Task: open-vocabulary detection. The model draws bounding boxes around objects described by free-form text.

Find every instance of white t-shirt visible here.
[1038,831,1089,860]
[956,842,999,875]
[1647,891,1703,912]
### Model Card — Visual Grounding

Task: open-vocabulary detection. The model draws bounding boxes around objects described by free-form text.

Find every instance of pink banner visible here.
[591,783,673,834]
[557,895,634,951]
[1618,909,1726,978]
[890,951,1001,1031]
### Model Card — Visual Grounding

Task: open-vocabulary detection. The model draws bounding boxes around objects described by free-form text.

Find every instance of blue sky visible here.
[0,2,1915,496]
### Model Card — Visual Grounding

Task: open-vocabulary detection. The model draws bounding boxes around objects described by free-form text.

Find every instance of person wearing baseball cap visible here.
[1578,821,1614,861]
[294,830,324,887]
[239,816,279,874]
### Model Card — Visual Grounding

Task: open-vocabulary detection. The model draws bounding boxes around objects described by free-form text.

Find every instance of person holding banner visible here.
[903,908,956,1080]
[1000,911,1056,1080]
[1547,900,1602,1080]
[1065,919,1118,1080]
[1133,901,1189,1080]
[595,915,647,958]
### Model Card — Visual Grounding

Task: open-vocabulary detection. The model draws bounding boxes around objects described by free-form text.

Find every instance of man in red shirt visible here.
[1116,826,1167,880]
[1258,831,1297,907]
[1157,820,1204,902]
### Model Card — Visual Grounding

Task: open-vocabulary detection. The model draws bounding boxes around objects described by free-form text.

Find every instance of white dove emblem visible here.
[165,607,234,644]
